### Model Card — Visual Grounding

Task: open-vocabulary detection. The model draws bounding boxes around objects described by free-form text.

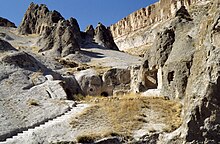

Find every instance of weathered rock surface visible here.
[38,19,80,57]
[103,68,131,95]
[19,3,81,57]
[132,0,220,143]
[18,3,64,35]
[0,39,79,141]
[0,17,16,28]
[94,23,119,50]
[85,25,95,38]
[75,69,102,96]
[94,137,121,144]
[110,0,203,51]
[110,0,201,39]
[1,0,219,143]
[0,38,17,52]
[74,68,132,96]
[144,28,175,68]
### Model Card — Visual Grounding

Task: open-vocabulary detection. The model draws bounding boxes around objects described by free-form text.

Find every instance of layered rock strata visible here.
[110,0,202,39]
[110,0,206,51]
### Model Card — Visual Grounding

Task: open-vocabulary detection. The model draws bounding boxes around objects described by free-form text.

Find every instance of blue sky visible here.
[0,0,158,30]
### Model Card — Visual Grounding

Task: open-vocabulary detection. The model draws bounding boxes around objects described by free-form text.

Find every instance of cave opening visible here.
[101,92,109,97]
[144,67,163,90]
[144,68,158,89]
[168,71,174,84]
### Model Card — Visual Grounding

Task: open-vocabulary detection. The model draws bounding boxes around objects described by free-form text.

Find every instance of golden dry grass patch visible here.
[70,94,182,140]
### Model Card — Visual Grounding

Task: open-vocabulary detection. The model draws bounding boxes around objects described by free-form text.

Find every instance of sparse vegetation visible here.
[55,58,79,68]
[27,99,39,106]
[30,70,44,84]
[70,94,182,139]
[30,46,40,53]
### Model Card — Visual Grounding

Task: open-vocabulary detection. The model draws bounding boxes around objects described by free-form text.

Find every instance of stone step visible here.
[1,104,89,143]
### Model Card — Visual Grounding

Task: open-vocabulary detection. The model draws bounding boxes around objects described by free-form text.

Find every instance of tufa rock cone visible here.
[94,23,119,50]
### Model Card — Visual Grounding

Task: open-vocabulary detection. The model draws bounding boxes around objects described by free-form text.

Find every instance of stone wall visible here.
[110,0,202,39]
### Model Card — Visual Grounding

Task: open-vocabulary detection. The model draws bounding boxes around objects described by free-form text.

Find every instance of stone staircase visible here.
[0,102,89,144]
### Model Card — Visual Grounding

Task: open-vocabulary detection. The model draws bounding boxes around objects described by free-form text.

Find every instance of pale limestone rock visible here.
[75,69,102,96]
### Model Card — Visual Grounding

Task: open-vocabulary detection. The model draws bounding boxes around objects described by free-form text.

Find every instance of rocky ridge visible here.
[0,17,16,28]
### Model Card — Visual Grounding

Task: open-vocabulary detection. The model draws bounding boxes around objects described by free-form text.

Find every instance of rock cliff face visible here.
[132,0,220,143]
[110,0,204,51]
[110,0,201,39]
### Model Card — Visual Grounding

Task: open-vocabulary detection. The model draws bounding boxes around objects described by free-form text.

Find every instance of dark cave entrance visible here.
[101,92,109,97]
[168,71,174,84]
[144,68,158,89]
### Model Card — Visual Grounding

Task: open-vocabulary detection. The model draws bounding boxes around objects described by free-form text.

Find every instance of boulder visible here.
[103,68,131,95]
[62,75,82,100]
[94,23,119,50]
[75,69,102,96]
[30,77,67,100]
[0,32,14,41]
[0,17,16,28]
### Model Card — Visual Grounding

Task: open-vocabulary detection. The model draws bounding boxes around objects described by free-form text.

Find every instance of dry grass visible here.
[55,58,79,68]
[27,99,39,106]
[30,46,41,53]
[70,94,182,140]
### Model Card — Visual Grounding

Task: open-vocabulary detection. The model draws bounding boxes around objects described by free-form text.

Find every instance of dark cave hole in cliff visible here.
[168,71,174,84]
[144,69,158,89]
[89,88,93,92]
[101,92,109,97]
